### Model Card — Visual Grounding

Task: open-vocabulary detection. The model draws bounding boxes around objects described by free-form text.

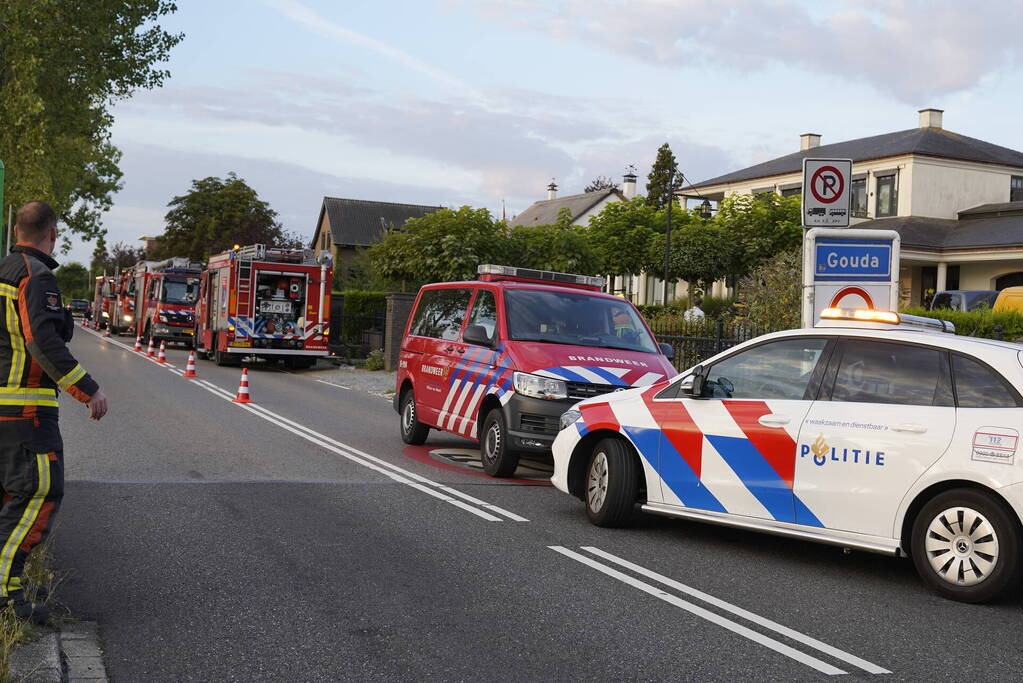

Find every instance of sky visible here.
[63,0,1023,265]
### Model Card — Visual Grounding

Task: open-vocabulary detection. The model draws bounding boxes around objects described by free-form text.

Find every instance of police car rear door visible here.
[794,338,956,537]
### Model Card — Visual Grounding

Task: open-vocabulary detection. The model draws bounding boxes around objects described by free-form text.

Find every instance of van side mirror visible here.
[463,324,493,347]
[658,342,674,360]
[681,364,707,397]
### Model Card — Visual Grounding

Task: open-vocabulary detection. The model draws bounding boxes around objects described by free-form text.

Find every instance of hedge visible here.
[902,307,1023,341]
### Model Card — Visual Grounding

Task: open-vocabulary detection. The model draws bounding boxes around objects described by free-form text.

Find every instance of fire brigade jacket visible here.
[0,244,99,419]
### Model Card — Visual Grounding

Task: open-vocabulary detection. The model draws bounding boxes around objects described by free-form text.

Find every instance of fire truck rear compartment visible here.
[252,272,306,343]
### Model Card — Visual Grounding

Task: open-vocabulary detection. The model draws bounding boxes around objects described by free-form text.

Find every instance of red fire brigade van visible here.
[133,258,203,346]
[395,264,678,477]
[90,276,116,330]
[193,244,332,368]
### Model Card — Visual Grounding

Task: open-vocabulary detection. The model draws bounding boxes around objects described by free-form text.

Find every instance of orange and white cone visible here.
[102,325,111,337]
[182,350,198,378]
[133,336,143,352]
[156,341,167,364]
[233,368,253,404]
[145,338,156,358]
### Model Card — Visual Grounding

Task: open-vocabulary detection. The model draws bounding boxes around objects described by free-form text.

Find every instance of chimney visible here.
[547,179,558,200]
[622,167,637,199]
[800,133,821,151]
[918,108,943,129]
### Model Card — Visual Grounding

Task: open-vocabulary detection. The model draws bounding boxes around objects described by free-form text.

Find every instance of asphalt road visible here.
[50,328,1023,681]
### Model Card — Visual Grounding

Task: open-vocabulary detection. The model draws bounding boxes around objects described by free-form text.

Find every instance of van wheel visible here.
[399,390,429,445]
[480,410,519,477]
[585,437,639,527]
[911,488,1021,603]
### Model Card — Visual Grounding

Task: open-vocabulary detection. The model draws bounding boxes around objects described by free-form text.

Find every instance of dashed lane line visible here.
[580,546,891,675]
[80,328,528,522]
[550,546,861,677]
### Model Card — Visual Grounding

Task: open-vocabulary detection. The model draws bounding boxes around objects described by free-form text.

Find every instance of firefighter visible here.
[0,201,108,624]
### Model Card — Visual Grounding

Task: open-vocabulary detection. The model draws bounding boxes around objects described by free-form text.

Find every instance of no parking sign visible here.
[802,158,851,227]
[802,228,901,326]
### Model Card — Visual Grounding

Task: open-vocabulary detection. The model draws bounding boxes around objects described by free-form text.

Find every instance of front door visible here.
[794,339,956,537]
[654,337,832,523]
[406,287,473,428]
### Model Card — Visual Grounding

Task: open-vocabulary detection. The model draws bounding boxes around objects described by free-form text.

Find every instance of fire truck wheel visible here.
[399,390,429,445]
[480,410,520,478]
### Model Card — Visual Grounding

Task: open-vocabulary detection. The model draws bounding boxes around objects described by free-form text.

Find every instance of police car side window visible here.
[829,341,950,406]
[408,289,472,341]
[952,355,1022,408]
[703,338,829,400]
[466,290,497,340]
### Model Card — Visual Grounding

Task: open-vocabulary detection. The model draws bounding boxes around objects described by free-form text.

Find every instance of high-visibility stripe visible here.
[0,388,57,396]
[0,283,17,298]
[0,453,50,596]
[0,398,59,407]
[5,298,25,388]
[55,364,85,390]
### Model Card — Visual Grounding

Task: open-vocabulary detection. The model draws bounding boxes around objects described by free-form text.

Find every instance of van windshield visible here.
[504,289,657,353]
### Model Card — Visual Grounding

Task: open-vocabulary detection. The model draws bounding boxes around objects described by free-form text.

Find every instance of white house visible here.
[688,108,1023,305]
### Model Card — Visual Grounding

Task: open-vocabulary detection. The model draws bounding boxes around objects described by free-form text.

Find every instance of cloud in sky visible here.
[467,0,1023,103]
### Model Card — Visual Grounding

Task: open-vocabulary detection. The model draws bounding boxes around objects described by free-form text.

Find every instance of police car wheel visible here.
[480,410,519,477]
[584,437,639,528]
[911,489,1022,603]
[399,391,429,445]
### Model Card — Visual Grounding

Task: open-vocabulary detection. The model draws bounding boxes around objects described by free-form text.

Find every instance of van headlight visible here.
[513,371,567,400]
[559,409,582,431]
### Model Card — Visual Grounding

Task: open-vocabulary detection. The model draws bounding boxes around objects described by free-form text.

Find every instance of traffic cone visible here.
[156,341,167,364]
[81,317,87,327]
[233,368,253,404]
[182,350,198,377]
[102,325,111,338]
[145,338,155,358]
[133,336,143,352]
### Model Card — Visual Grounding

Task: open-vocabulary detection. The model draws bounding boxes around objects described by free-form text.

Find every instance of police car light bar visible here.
[477,264,605,289]
[820,307,955,334]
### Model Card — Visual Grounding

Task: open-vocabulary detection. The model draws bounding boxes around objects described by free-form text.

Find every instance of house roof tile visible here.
[509,189,626,227]
[314,197,444,248]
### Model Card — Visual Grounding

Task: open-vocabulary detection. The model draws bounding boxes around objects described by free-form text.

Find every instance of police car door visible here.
[794,339,956,537]
[658,337,832,523]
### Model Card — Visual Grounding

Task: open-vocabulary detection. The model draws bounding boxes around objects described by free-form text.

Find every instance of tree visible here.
[737,247,802,329]
[586,198,660,279]
[0,1,182,248]
[91,241,146,275]
[55,262,92,301]
[368,206,507,287]
[646,221,734,296]
[715,193,802,278]
[583,176,620,193]
[645,143,679,209]
[156,173,286,261]
[507,209,602,275]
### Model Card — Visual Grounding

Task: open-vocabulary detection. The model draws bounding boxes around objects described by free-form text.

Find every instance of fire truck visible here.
[108,269,139,336]
[194,244,332,368]
[90,275,117,330]
[133,257,203,346]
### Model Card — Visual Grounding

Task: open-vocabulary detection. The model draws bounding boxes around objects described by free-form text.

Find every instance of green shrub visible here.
[333,290,388,346]
[737,248,801,330]
[364,349,386,371]
[901,307,1023,341]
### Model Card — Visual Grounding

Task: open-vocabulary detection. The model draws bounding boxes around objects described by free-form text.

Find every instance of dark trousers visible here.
[0,417,64,597]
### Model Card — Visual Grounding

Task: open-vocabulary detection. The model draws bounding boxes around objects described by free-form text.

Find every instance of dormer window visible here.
[1011,176,1023,202]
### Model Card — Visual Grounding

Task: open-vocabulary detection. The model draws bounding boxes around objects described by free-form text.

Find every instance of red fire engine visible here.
[108,269,138,335]
[194,244,332,368]
[90,275,116,330]
[132,257,203,346]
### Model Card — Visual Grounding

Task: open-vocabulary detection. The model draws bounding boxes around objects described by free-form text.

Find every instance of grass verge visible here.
[0,535,64,681]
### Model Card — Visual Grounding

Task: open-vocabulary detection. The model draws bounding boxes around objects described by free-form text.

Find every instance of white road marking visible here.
[85,327,529,522]
[315,379,353,390]
[580,547,890,675]
[548,546,848,676]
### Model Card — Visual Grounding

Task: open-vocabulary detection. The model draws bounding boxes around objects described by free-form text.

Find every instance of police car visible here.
[395,265,677,476]
[553,308,1023,602]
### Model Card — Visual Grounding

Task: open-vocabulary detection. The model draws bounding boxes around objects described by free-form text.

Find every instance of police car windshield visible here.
[162,278,198,305]
[504,289,657,353]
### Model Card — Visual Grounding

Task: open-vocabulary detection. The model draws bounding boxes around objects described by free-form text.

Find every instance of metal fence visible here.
[649,318,784,371]
[329,298,387,359]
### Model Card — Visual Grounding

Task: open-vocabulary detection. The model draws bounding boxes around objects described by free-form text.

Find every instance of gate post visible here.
[384,292,417,371]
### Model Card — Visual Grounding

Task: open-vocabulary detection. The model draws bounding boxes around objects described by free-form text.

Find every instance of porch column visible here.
[936,262,947,292]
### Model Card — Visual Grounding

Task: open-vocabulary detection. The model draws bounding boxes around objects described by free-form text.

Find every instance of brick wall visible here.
[384,292,417,371]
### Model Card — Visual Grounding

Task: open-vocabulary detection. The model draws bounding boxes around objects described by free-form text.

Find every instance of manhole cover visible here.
[429,448,553,481]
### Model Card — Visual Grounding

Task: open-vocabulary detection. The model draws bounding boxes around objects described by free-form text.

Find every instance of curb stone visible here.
[60,622,107,682]
[8,621,109,683]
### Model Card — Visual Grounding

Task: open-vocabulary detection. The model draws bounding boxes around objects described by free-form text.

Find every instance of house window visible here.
[780,186,801,197]
[850,178,867,217]
[876,174,897,217]
[1011,176,1023,202]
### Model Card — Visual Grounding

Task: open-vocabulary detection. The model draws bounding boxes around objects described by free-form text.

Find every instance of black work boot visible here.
[4,592,50,625]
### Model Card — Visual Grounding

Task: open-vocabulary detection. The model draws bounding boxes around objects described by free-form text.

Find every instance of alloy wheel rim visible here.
[925,506,999,587]
[587,451,609,512]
